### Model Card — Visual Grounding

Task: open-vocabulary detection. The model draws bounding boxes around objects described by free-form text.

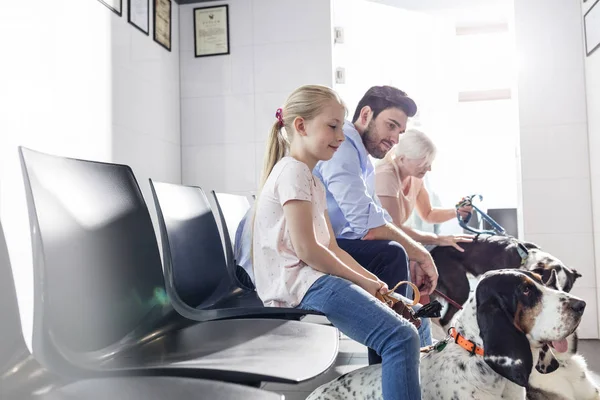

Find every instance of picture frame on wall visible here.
[128,0,149,35]
[585,0,600,56]
[154,0,172,51]
[97,0,122,16]
[194,5,230,58]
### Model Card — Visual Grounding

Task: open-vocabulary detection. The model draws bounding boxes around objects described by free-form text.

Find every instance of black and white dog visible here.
[526,271,599,400]
[307,269,586,400]
[430,235,597,400]
[430,234,582,326]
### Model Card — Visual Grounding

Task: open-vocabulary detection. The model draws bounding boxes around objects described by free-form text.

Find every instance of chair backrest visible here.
[211,192,251,267]
[149,181,239,312]
[19,147,171,371]
[0,221,29,377]
[0,221,62,397]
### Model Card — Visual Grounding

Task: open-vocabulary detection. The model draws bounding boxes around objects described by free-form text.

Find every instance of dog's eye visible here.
[523,286,531,295]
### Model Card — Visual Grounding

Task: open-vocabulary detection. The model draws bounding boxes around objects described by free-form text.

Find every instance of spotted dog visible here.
[430,234,582,326]
[306,270,585,400]
[526,272,600,400]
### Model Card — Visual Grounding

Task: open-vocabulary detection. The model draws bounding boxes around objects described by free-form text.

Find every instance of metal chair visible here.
[18,147,338,385]
[0,221,282,400]
[149,180,322,321]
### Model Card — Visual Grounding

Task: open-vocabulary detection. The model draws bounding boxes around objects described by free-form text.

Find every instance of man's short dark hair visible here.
[352,85,417,123]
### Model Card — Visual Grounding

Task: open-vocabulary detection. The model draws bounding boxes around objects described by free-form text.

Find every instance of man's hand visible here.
[436,234,474,252]
[409,253,438,296]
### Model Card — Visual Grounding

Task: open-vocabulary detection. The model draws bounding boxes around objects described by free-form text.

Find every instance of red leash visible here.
[433,289,464,310]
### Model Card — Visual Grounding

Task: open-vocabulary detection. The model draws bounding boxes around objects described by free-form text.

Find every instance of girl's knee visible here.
[382,321,420,354]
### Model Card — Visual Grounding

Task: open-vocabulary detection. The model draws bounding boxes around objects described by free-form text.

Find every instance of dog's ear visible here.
[544,269,558,289]
[535,344,560,374]
[522,241,540,250]
[477,288,533,387]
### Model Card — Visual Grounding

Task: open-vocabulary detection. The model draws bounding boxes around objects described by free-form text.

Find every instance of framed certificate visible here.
[128,0,149,35]
[194,5,230,57]
[154,0,172,51]
[98,0,122,16]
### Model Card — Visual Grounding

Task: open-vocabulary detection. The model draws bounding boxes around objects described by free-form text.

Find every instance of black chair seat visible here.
[101,318,338,384]
[38,377,283,400]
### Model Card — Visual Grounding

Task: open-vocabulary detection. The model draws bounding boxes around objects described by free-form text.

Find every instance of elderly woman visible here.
[375,129,473,252]
[375,129,473,301]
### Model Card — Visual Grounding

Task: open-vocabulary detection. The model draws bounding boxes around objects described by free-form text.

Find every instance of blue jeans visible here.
[337,239,415,363]
[298,275,431,400]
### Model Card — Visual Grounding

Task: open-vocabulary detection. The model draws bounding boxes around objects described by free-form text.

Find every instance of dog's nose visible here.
[569,299,586,314]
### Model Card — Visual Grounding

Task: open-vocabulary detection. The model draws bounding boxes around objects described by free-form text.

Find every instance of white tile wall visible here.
[515,0,597,337]
[525,233,596,288]
[180,0,334,194]
[0,0,181,349]
[182,143,256,193]
[585,0,600,339]
[519,124,590,180]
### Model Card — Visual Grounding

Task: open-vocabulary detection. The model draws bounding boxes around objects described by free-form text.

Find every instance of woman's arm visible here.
[379,195,439,245]
[414,186,456,224]
[283,199,385,296]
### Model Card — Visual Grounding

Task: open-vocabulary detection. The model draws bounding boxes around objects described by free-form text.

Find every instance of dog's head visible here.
[521,243,582,292]
[476,269,585,387]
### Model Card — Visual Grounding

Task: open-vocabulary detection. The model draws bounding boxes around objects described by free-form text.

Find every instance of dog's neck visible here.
[453,297,484,348]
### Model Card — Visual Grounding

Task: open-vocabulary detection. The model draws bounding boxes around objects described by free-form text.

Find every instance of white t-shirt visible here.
[253,157,328,308]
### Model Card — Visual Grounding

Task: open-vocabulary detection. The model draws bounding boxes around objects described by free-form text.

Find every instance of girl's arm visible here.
[283,199,385,296]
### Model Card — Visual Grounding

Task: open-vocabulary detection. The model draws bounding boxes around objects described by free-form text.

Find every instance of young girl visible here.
[253,85,430,400]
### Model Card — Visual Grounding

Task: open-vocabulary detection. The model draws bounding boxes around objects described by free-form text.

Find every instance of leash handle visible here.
[377,281,420,307]
[456,194,506,236]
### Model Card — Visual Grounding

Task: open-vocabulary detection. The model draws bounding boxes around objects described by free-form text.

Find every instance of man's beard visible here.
[362,121,386,159]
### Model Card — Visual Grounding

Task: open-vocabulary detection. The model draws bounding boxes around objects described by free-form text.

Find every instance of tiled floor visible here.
[262,327,600,400]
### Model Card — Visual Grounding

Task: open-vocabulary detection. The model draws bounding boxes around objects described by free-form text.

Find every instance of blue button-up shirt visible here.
[313,121,392,239]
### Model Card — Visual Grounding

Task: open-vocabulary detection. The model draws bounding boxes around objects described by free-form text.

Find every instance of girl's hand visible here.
[361,278,388,299]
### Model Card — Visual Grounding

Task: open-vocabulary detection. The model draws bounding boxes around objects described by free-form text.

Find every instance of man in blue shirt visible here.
[314,85,438,301]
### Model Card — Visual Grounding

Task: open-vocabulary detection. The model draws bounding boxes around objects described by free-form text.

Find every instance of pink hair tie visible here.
[275,108,284,127]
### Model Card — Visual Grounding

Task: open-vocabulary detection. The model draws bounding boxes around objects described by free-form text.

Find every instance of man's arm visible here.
[317,143,438,293]
[378,195,439,246]
[364,222,438,294]
[316,143,389,239]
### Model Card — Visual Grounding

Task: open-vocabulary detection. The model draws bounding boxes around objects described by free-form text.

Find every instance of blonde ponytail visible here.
[260,121,288,189]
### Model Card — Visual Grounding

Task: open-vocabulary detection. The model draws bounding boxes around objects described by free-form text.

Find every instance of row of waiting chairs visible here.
[0,147,339,399]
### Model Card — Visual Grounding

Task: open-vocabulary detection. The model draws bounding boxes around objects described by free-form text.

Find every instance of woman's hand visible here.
[457,204,473,219]
[436,234,474,252]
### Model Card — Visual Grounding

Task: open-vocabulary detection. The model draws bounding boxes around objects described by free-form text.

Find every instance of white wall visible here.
[514,0,597,338]
[584,0,600,339]
[179,0,333,194]
[0,0,181,348]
